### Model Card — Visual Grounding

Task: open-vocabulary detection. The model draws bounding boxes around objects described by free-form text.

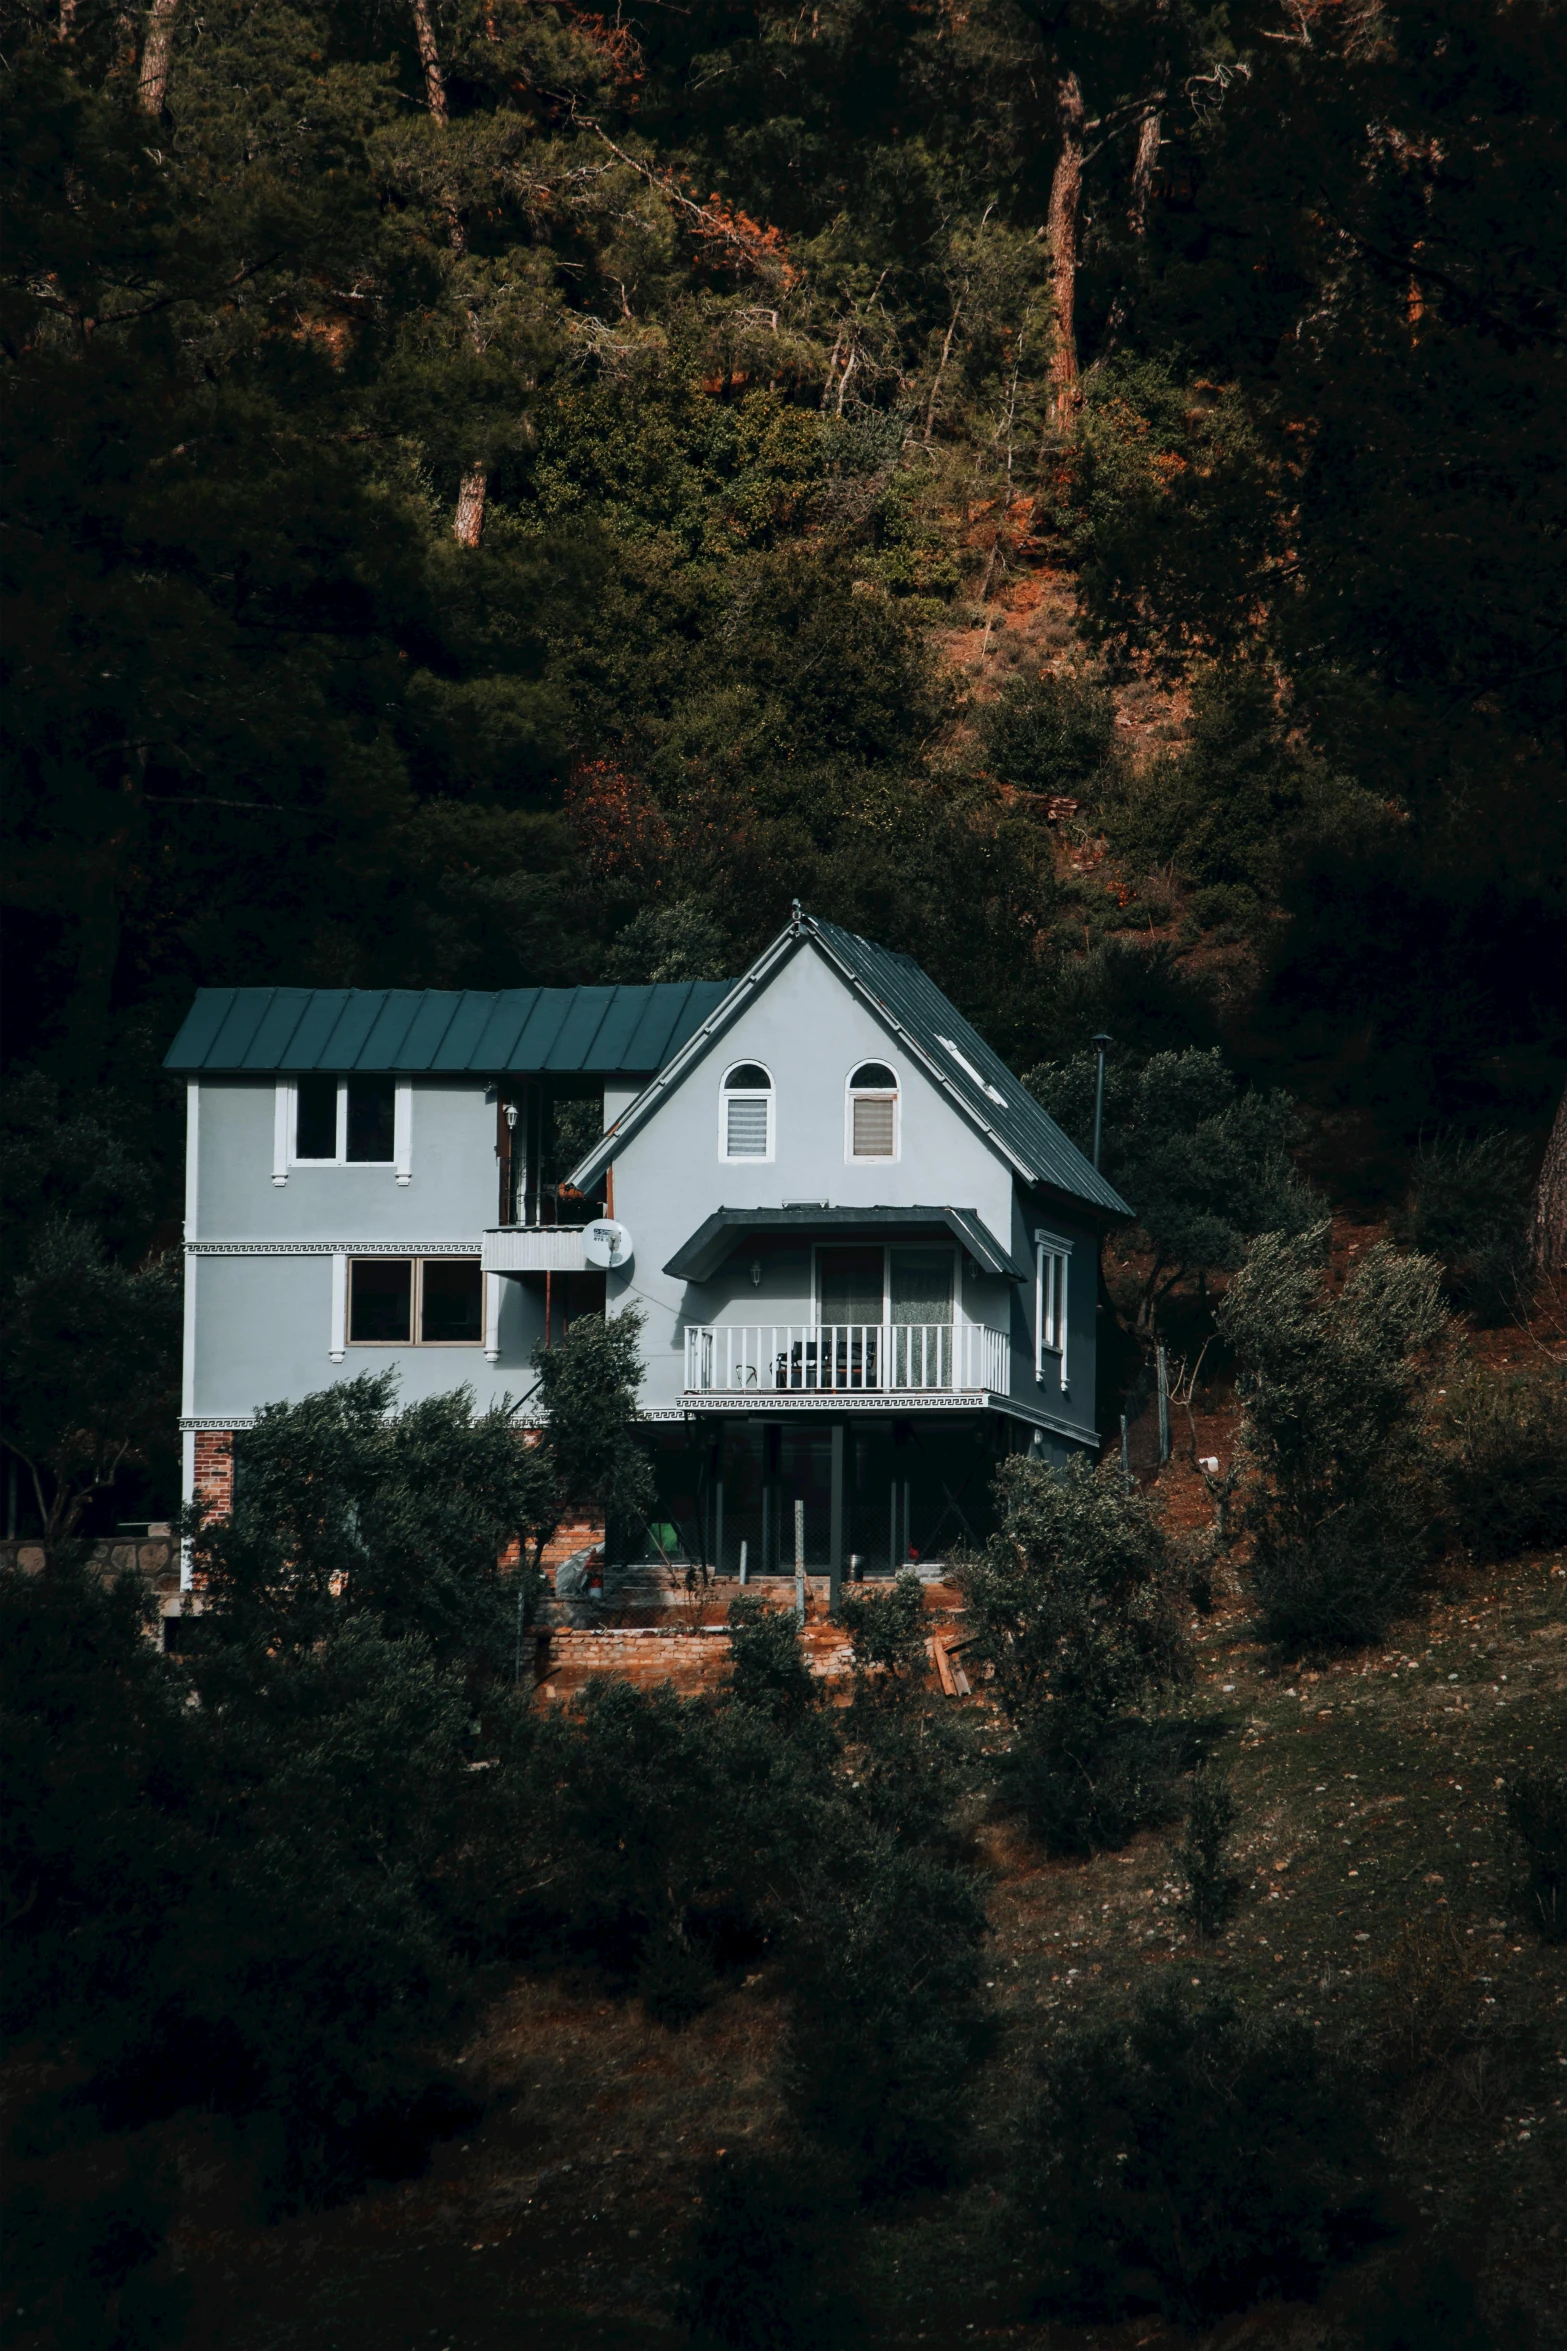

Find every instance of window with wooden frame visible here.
[846,1060,899,1159]
[348,1258,482,1346]
[720,1063,774,1161]
[1034,1230,1073,1391]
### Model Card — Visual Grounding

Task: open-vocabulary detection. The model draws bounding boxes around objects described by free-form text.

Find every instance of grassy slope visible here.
[161,1450,1566,2348]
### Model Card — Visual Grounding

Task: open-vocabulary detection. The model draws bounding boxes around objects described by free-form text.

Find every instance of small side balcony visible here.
[683,1321,1009,1400]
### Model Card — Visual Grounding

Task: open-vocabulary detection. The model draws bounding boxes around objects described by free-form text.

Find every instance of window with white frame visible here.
[847,1060,898,1159]
[1035,1230,1072,1391]
[720,1063,773,1160]
[281,1077,411,1181]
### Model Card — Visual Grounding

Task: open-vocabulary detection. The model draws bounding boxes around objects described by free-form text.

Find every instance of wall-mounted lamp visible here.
[750,1258,763,1288]
[505,1103,517,1131]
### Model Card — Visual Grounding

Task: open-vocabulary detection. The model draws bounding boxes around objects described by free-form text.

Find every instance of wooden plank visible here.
[928,1634,958,1698]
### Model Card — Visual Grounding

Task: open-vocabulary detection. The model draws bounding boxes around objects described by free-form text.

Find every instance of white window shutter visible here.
[394,1083,413,1184]
[725,1096,769,1157]
[851,1094,896,1157]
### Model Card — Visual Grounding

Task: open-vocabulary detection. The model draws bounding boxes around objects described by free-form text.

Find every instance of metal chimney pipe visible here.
[1092,1033,1112,1170]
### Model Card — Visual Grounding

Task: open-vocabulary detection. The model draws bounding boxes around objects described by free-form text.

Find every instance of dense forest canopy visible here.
[3,0,1564,1147]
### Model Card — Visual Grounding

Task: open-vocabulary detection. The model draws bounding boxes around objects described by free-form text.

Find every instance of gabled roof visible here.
[568,914,1131,1220]
[163,983,735,1076]
[664,1205,1027,1283]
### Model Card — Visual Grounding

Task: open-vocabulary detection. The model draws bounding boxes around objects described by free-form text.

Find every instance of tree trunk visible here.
[1046,72,1085,429]
[408,0,486,543]
[138,0,179,114]
[409,0,448,123]
[1531,1087,1567,1273]
[1127,106,1161,234]
[454,465,487,548]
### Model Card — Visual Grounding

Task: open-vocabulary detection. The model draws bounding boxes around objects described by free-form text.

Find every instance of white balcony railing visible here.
[683,1322,1009,1398]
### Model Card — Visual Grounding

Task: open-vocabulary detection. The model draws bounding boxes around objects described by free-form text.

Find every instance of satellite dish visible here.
[582,1218,633,1270]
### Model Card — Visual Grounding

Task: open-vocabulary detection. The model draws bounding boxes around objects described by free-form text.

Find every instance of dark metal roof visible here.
[664,1205,1026,1284]
[163,984,736,1076]
[571,916,1131,1219]
[807,919,1130,1216]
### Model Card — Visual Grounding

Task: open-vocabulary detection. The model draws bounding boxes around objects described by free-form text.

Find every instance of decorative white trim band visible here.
[185,1240,481,1257]
[181,1416,258,1431]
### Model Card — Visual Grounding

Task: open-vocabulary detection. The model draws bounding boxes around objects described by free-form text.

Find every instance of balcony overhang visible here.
[663,1205,1023,1283]
[483,1226,586,1275]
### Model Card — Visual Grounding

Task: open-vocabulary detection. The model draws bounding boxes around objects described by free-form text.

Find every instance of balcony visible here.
[683,1321,1009,1402]
[482,1226,586,1274]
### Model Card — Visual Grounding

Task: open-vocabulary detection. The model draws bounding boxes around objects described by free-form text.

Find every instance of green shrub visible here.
[978,670,1114,795]
[835,1568,928,1691]
[672,2154,853,2349]
[1220,1228,1450,1647]
[1,1549,508,2207]
[520,1676,824,2000]
[1021,1984,1377,2323]
[1399,1130,1533,1327]
[1,2153,190,2351]
[1504,1761,1567,1942]
[188,1373,550,1674]
[727,1593,822,1724]
[1024,1047,1316,1336]
[1441,1364,1567,1561]
[1005,1715,1200,1858]
[1177,1769,1245,1936]
[782,1837,993,2199]
[963,1457,1194,1853]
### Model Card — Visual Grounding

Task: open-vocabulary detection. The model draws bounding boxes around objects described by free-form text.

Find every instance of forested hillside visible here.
[4,12,1567,2347]
[5,0,1564,1153]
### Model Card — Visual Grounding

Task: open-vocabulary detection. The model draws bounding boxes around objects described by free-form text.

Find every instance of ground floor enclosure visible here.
[631,1411,1049,1582]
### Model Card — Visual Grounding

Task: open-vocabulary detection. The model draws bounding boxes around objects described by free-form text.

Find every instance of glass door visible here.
[815,1246,885,1389]
[890,1247,953,1389]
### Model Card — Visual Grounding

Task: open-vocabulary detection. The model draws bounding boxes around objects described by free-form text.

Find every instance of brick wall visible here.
[533,1620,855,1701]
[540,1518,605,1569]
[192,1431,234,1517]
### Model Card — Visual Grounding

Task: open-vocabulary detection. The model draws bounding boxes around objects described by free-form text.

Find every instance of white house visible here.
[166,909,1130,1588]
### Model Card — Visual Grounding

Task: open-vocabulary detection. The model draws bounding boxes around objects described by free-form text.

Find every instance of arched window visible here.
[720,1063,773,1160]
[847,1060,899,1159]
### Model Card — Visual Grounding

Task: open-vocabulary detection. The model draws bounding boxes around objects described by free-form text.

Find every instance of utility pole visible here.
[1092,1034,1111,1170]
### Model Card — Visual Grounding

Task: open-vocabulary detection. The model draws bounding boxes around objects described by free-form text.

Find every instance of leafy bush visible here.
[835,1567,929,1691]
[781,1835,993,2199]
[1440,1364,1567,1562]
[1006,1716,1200,1858]
[1220,1228,1450,1647]
[978,670,1115,796]
[836,1571,967,1851]
[188,1374,548,1674]
[1,2151,190,2351]
[1025,1047,1316,1334]
[1,1550,509,2207]
[1020,1985,1377,2323]
[1097,663,1385,915]
[672,2153,852,2350]
[727,1592,823,1724]
[1504,1761,1567,1942]
[1399,1130,1533,1326]
[520,1675,823,2006]
[963,1457,1194,1853]
[1177,1769,1245,1936]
